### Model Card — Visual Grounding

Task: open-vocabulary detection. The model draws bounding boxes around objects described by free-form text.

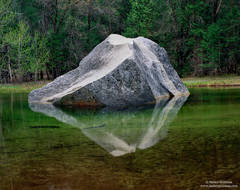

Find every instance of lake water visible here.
[0,88,240,190]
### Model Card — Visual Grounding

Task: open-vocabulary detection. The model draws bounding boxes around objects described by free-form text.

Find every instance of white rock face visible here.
[29,34,189,108]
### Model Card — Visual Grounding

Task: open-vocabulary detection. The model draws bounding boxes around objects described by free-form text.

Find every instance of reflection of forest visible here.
[0,98,3,148]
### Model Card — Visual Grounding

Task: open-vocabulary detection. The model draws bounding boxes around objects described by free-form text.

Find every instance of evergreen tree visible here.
[124,0,155,38]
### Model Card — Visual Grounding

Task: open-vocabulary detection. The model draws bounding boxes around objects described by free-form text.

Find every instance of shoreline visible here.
[1,76,240,93]
[186,84,240,88]
[182,75,240,88]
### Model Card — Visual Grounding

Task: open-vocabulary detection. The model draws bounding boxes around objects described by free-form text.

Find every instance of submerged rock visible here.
[28,34,189,108]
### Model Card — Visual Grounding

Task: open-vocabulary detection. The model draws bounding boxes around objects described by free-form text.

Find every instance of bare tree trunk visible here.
[168,0,180,56]
[45,62,50,80]
[53,0,58,32]
[87,6,91,44]
[213,0,222,22]
[40,70,44,80]
[8,64,13,83]
[17,33,23,82]
[7,45,13,83]
[168,0,183,75]
[35,62,39,82]
[34,71,38,82]
[109,16,112,34]
[168,0,178,36]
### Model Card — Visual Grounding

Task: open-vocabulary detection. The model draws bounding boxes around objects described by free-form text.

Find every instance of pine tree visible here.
[124,0,155,38]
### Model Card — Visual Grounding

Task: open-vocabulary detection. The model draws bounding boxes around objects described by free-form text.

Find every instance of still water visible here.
[0,88,240,190]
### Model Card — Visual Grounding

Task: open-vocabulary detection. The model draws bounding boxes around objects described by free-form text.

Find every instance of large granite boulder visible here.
[28,34,189,108]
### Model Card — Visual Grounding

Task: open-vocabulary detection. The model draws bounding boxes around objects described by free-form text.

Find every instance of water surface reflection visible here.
[1,89,240,190]
[29,96,188,156]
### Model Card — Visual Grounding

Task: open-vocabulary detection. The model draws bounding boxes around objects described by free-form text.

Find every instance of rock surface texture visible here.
[29,34,189,108]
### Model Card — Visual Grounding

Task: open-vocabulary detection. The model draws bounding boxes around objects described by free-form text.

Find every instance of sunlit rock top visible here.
[28,34,189,109]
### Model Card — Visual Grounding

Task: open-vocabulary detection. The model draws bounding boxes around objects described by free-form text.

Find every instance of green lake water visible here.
[0,88,240,190]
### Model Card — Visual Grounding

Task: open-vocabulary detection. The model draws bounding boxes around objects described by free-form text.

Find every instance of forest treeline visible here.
[0,0,239,83]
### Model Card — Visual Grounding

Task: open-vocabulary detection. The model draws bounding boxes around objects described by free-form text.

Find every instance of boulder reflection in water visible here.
[29,95,188,157]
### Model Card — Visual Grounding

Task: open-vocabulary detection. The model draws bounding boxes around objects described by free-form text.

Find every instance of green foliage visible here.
[3,21,32,75]
[30,32,49,80]
[124,0,155,38]
[17,0,41,28]
[1,0,240,82]
[47,30,69,77]
[160,0,240,76]
[0,0,16,33]
[0,0,16,73]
